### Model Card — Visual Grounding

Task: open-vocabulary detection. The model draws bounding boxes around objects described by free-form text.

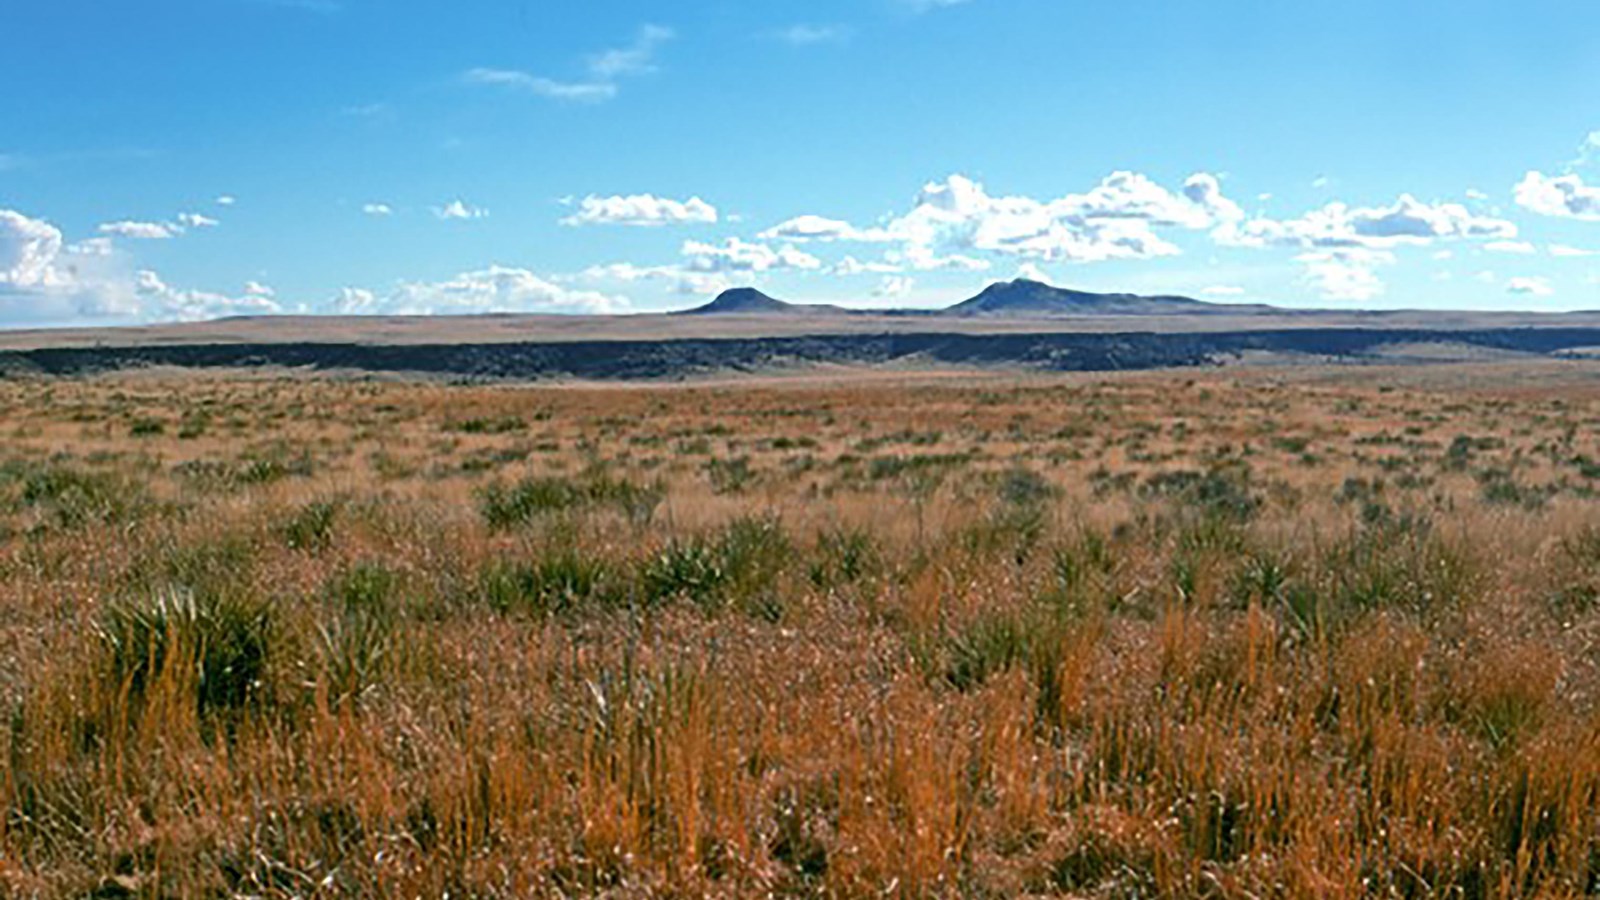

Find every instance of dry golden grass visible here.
[0,366,1597,897]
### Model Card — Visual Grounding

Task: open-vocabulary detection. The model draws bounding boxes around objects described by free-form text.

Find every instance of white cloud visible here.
[464,24,673,104]
[561,193,717,227]
[884,173,1195,263]
[774,24,852,45]
[829,255,904,276]
[1202,285,1246,297]
[888,244,992,271]
[134,270,283,321]
[343,266,626,315]
[1515,171,1600,221]
[1572,131,1600,168]
[0,210,69,290]
[681,237,821,273]
[1013,262,1054,285]
[216,195,237,206]
[753,171,1236,272]
[363,203,393,216]
[99,220,180,240]
[1,208,290,323]
[1216,194,1517,250]
[434,200,488,221]
[759,215,889,243]
[1057,170,1215,228]
[1550,244,1597,258]
[68,237,114,257]
[1507,276,1554,297]
[900,0,970,11]
[873,275,915,298]
[576,262,734,296]
[1484,240,1537,255]
[177,212,219,229]
[587,24,674,78]
[1295,248,1393,302]
[1182,173,1245,225]
[462,69,617,102]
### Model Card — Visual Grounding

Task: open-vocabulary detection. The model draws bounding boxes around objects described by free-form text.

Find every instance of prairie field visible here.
[2,365,1599,897]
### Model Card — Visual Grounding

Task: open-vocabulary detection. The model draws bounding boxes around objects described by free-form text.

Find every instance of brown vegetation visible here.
[0,367,1597,897]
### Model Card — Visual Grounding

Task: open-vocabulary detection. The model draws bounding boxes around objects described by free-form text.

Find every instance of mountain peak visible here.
[681,287,795,315]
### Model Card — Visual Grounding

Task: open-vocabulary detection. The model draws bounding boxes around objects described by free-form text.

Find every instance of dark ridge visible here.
[680,288,799,315]
[943,279,1278,317]
[4,327,1600,381]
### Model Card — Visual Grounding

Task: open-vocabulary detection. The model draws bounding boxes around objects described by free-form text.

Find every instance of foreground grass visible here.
[0,369,1597,897]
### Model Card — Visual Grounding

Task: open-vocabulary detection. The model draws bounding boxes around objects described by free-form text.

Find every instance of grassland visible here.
[0,365,1597,897]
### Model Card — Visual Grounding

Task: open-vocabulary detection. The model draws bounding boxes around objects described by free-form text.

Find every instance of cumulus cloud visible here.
[216,195,237,206]
[1182,174,1245,225]
[1,210,67,289]
[434,200,488,221]
[1507,276,1554,297]
[681,237,821,273]
[561,193,717,227]
[177,212,219,229]
[134,270,283,321]
[888,174,1180,262]
[829,255,904,276]
[1515,171,1600,221]
[872,275,915,298]
[1295,248,1393,302]
[1216,194,1517,251]
[363,203,393,216]
[340,266,626,315]
[1,208,271,323]
[759,171,1236,270]
[887,244,992,271]
[99,220,181,240]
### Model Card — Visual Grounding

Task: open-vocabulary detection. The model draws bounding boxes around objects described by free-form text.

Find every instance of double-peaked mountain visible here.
[941,279,1278,317]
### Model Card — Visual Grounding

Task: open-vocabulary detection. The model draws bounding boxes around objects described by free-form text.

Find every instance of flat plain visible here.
[2,362,1599,897]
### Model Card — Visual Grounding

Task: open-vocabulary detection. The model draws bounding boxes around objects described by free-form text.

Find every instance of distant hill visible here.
[679,287,854,316]
[683,280,1279,318]
[942,279,1277,317]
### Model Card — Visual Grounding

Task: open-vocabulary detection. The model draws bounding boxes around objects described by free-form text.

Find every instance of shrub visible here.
[445,416,525,435]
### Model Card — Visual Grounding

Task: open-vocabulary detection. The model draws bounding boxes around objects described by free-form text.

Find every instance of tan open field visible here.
[1,363,1598,896]
[7,307,1600,350]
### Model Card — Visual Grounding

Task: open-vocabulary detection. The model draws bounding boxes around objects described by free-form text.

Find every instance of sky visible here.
[3,0,1600,326]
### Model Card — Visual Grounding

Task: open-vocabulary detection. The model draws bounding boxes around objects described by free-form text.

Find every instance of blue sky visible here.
[3,0,1599,324]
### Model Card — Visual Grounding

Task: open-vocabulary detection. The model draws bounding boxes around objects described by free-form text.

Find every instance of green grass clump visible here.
[96,587,276,721]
